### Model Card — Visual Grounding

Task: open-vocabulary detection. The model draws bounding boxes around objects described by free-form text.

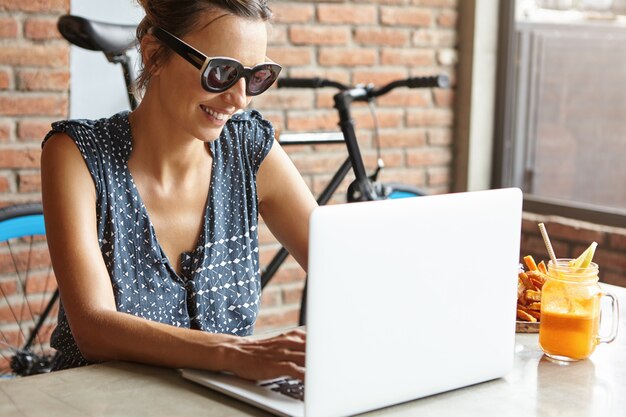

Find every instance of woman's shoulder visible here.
[43,111,131,153]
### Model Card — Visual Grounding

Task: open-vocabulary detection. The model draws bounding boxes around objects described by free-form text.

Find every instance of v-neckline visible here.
[122,114,216,280]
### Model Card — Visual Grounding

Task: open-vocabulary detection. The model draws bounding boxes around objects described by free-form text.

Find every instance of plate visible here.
[516,321,540,333]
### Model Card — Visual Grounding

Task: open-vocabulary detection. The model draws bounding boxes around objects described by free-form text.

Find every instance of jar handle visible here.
[597,292,619,345]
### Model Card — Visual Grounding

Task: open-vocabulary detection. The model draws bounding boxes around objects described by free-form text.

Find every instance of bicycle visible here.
[0,204,58,377]
[269,75,449,324]
[0,15,448,369]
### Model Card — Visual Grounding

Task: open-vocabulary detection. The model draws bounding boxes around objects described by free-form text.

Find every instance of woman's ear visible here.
[140,34,163,77]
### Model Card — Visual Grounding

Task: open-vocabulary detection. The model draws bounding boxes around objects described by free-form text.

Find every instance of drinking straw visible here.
[538,223,558,267]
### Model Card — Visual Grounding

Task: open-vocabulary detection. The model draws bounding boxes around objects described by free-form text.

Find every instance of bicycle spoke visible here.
[0,337,18,351]
[6,240,31,348]
[33,266,56,356]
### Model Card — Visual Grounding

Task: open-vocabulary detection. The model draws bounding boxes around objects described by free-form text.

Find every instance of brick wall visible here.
[0,0,70,204]
[1,0,624,340]
[521,213,626,288]
[252,0,458,330]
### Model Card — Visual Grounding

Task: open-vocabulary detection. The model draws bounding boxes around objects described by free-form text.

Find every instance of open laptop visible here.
[182,188,523,417]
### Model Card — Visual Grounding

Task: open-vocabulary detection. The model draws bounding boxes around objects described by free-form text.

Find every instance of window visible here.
[494,0,626,227]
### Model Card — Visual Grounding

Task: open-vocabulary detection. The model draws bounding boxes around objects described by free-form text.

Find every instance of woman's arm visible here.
[256,141,318,272]
[41,133,305,380]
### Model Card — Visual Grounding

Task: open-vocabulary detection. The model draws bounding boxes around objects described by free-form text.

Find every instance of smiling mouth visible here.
[200,105,229,121]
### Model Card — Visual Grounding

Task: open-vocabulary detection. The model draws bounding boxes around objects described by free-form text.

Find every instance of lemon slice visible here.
[569,241,598,271]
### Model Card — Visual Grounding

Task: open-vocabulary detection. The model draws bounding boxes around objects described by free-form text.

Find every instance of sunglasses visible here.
[150,27,281,96]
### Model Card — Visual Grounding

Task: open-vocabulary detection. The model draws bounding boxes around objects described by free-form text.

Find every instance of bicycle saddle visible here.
[57,14,137,56]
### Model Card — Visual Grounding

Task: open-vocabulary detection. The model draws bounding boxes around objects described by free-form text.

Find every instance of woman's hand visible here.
[224,328,306,381]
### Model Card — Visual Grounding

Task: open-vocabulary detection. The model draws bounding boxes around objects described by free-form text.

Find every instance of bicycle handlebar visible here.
[277,74,449,99]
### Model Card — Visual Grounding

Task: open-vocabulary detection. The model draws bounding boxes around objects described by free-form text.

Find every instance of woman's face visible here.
[150,13,269,142]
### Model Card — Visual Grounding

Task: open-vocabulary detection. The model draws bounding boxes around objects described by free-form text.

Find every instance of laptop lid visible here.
[181,188,523,417]
[304,187,522,416]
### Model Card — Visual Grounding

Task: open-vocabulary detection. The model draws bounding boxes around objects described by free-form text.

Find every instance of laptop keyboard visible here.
[258,377,305,401]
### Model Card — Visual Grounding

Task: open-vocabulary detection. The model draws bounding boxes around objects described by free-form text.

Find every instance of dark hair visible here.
[135,0,273,93]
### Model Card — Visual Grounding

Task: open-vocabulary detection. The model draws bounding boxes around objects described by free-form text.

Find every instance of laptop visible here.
[181,188,523,417]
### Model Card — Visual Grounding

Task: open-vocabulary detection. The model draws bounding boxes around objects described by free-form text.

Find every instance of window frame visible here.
[491,1,626,228]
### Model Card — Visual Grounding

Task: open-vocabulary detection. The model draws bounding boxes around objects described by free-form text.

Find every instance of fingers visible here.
[226,329,307,381]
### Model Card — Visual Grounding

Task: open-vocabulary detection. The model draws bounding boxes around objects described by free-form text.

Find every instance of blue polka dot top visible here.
[43,109,274,370]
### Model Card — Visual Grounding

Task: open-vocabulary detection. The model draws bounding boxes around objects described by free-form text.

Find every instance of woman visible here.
[40,0,316,381]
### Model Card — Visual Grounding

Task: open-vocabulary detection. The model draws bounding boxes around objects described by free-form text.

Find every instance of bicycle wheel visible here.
[0,203,58,377]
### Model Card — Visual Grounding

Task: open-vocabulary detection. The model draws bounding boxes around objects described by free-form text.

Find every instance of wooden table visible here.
[2,284,625,417]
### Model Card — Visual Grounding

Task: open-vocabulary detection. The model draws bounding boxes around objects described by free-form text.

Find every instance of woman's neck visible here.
[127,98,212,189]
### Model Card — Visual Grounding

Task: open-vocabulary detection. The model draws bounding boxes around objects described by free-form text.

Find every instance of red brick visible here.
[354,27,409,47]
[609,232,626,251]
[352,69,409,86]
[379,128,427,148]
[18,172,41,193]
[407,108,454,127]
[406,147,452,166]
[0,16,18,38]
[0,44,69,67]
[255,306,300,331]
[24,270,56,294]
[17,119,54,141]
[0,94,68,116]
[427,128,453,145]
[377,168,427,187]
[0,148,41,169]
[0,277,17,296]
[315,91,336,108]
[412,28,457,47]
[289,68,350,85]
[356,0,405,4]
[433,88,455,107]
[263,264,306,285]
[0,244,50,273]
[0,173,11,192]
[289,151,347,175]
[411,0,458,6]
[381,6,433,27]
[0,121,12,142]
[289,26,349,46]
[319,48,377,66]
[317,4,377,24]
[250,89,315,110]
[362,149,404,168]
[0,0,69,13]
[0,69,10,90]
[381,48,434,66]
[601,270,626,287]
[437,9,458,28]
[427,166,450,186]
[266,46,312,66]
[546,221,605,246]
[286,109,338,131]
[352,108,403,129]
[271,3,315,23]
[595,249,626,273]
[259,287,281,309]
[24,17,61,40]
[377,89,432,107]
[282,284,305,306]
[17,69,70,91]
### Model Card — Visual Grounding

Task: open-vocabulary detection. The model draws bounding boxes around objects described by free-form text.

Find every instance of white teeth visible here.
[201,105,228,121]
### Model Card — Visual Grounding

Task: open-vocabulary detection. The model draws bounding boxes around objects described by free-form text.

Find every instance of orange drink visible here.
[539,260,618,361]
[539,310,599,360]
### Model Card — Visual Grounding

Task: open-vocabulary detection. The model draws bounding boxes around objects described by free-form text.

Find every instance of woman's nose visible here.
[222,78,247,109]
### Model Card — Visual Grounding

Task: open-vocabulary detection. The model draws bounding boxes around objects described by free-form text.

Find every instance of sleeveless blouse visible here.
[43,110,274,370]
